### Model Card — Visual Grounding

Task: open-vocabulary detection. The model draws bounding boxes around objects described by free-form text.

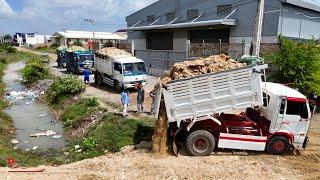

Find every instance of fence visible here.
[135,49,187,76]
[188,42,245,59]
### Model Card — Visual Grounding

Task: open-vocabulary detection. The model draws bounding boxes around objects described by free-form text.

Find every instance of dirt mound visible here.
[161,54,246,86]
[96,47,132,59]
[66,45,87,52]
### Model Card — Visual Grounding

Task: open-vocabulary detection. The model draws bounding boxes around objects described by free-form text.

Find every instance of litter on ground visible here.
[30,130,56,137]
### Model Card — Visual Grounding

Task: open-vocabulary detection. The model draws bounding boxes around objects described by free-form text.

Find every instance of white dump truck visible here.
[94,48,148,91]
[154,64,314,156]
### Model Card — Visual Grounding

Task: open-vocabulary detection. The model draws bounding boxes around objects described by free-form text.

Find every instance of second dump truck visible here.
[154,64,313,156]
[65,48,94,74]
[94,48,148,91]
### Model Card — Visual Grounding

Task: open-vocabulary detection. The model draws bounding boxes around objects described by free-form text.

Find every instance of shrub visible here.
[47,75,86,103]
[22,58,50,84]
[61,98,99,127]
[73,41,83,47]
[6,46,17,54]
[50,43,59,48]
[265,37,320,94]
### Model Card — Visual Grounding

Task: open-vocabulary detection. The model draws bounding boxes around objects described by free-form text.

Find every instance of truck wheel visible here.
[114,81,121,92]
[186,130,215,156]
[267,136,290,155]
[95,72,103,85]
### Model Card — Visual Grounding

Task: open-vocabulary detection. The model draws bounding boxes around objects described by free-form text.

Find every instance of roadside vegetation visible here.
[61,98,101,127]
[22,55,50,85]
[265,37,320,94]
[47,75,86,104]
[30,44,59,54]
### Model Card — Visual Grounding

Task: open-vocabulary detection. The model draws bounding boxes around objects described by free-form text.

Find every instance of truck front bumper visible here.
[123,81,147,89]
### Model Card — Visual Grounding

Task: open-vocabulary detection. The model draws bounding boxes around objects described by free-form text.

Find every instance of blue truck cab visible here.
[66,50,94,74]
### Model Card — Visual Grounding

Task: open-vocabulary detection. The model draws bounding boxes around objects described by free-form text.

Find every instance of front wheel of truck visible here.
[114,81,121,92]
[186,130,216,156]
[267,136,290,155]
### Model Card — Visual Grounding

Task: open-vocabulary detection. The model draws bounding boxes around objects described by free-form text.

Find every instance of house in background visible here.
[13,32,51,46]
[51,30,126,48]
[126,0,320,76]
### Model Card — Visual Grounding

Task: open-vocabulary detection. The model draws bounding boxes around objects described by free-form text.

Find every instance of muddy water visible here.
[3,61,66,151]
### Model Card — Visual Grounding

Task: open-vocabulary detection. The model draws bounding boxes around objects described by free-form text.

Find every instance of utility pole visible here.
[60,28,67,46]
[252,0,265,57]
[84,18,96,49]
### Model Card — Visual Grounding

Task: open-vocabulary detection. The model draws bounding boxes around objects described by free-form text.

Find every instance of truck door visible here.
[283,99,310,144]
[113,63,122,80]
[274,98,286,130]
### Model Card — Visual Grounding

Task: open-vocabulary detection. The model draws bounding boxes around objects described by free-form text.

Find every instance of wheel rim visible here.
[272,140,285,153]
[193,138,209,152]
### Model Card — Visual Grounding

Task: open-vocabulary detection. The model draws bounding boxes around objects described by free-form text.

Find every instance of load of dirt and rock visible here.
[66,45,87,52]
[161,54,246,87]
[96,47,132,59]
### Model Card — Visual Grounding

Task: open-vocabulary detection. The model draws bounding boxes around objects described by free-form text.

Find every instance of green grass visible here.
[62,113,155,162]
[61,98,101,127]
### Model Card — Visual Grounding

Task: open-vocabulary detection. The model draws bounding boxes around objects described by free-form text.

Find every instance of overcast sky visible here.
[0,0,157,35]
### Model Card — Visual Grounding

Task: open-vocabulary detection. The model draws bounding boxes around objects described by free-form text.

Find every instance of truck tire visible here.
[114,81,121,92]
[186,130,216,156]
[266,136,290,155]
[95,72,103,85]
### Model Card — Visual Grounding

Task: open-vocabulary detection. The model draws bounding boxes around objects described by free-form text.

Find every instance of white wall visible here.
[132,39,146,50]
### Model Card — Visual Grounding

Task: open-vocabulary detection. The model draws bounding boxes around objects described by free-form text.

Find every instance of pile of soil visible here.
[66,45,86,52]
[161,54,246,87]
[96,47,132,59]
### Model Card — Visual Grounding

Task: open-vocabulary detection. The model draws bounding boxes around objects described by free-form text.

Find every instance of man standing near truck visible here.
[83,67,90,84]
[137,82,145,113]
[121,88,130,116]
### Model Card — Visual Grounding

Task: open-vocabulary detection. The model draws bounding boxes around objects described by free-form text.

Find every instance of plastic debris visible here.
[75,145,80,149]
[11,139,19,144]
[30,130,56,137]
[52,135,62,139]
[38,114,47,117]
[32,146,38,150]
[25,148,30,152]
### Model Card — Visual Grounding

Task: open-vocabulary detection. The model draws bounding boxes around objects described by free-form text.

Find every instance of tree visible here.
[265,37,320,94]
[73,41,83,47]
[3,34,12,40]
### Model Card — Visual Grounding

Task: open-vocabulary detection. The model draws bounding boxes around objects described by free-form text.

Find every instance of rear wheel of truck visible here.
[267,136,290,155]
[186,130,216,156]
[114,81,121,92]
[95,72,103,85]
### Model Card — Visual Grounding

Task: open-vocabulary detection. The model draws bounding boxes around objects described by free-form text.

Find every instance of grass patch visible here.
[64,113,155,162]
[47,75,86,104]
[61,98,100,127]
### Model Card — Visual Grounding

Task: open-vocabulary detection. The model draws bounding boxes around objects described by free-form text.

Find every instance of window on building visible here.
[187,9,199,20]
[166,12,175,22]
[147,15,155,24]
[217,4,232,16]
[286,101,309,119]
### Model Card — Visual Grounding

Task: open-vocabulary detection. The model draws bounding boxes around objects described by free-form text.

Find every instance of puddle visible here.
[3,61,66,151]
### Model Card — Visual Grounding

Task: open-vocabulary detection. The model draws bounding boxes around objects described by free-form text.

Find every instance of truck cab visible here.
[261,82,312,151]
[66,51,94,74]
[113,57,148,89]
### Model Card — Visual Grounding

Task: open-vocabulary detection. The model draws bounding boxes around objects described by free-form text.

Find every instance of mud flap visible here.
[172,128,181,157]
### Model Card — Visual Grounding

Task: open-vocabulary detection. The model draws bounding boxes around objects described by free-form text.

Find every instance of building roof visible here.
[127,19,236,31]
[54,30,126,40]
[281,0,320,12]
[262,82,306,99]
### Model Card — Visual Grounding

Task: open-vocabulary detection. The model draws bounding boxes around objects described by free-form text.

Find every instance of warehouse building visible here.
[126,0,320,76]
[51,30,126,48]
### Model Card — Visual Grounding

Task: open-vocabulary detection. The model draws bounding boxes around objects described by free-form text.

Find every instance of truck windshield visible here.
[123,62,147,76]
[78,55,94,61]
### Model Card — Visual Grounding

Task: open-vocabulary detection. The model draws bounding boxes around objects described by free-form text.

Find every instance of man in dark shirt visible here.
[137,82,145,113]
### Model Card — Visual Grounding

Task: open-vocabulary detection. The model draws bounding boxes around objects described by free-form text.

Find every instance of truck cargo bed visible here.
[159,65,268,126]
